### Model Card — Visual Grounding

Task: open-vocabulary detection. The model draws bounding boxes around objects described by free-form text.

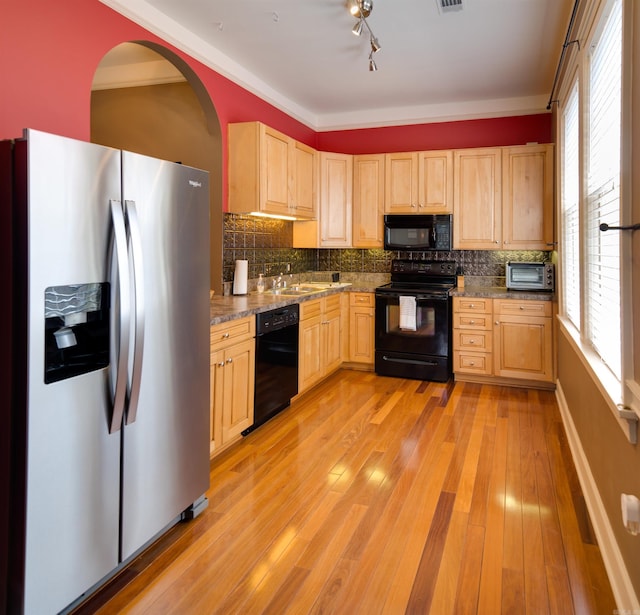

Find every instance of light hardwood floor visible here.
[76,370,616,614]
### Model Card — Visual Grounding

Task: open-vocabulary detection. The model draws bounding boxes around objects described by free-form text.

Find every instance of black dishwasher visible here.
[243,304,299,435]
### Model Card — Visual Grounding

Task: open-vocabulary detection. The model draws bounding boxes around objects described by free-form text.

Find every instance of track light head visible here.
[352,19,364,36]
[370,36,381,52]
[350,0,373,18]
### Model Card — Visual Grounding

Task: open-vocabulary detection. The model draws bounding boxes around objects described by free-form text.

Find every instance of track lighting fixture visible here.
[349,0,381,70]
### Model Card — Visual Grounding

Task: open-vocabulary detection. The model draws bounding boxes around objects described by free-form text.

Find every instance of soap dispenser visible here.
[256,273,265,293]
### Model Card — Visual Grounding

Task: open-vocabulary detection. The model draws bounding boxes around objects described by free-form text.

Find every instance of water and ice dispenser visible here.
[44,283,110,383]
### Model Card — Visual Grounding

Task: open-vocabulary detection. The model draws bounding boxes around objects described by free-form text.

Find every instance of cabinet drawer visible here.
[350,292,374,307]
[453,313,492,330]
[454,330,492,352]
[324,293,342,313]
[300,298,322,320]
[454,351,492,375]
[494,299,552,317]
[453,297,492,313]
[210,316,255,349]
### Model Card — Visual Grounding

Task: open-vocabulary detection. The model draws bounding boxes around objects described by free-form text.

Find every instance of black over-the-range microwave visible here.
[383,214,452,251]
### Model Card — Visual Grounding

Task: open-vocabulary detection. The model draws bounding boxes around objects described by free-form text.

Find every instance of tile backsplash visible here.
[223,213,551,286]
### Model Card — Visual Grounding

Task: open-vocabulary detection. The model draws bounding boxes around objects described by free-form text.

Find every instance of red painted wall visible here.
[317,114,552,154]
[1,0,552,209]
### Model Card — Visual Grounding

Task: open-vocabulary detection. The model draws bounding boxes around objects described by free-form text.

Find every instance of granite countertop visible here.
[209,286,342,325]
[450,285,555,301]
[209,273,389,325]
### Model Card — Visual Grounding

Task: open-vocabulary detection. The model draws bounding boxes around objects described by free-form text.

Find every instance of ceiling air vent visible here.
[437,0,463,14]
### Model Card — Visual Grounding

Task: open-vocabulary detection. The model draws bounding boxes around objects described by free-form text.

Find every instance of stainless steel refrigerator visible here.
[0,129,211,614]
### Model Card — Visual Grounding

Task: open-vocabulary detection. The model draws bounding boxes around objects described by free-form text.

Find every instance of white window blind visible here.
[586,0,622,380]
[561,81,580,329]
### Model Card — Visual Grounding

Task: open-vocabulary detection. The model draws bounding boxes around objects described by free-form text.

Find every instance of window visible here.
[558,0,624,404]
[585,0,622,381]
[561,80,580,330]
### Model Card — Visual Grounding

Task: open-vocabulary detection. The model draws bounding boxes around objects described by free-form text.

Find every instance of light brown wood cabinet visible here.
[348,292,375,366]
[454,144,554,250]
[493,299,554,382]
[210,316,255,458]
[293,152,352,248]
[228,122,317,219]
[453,297,493,376]
[299,294,342,393]
[353,155,385,247]
[501,144,554,250]
[384,150,453,214]
[453,148,502,249]
[453,297,554,387]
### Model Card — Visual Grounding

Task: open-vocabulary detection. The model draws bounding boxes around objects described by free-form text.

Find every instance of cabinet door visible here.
[418,150,453,213]
[210,349,225,457]
[502,144,554,249]
[353,154,385,247]
[453,148,502,249]
[493,315,553,382]
[292,140,317,219]
[319,152,352,247]
[323,308,342,375]
[349,307,374,364]
[299,315,323,392]
[221,338,255,442]
[261,125,291,216]
[385,152,418,213]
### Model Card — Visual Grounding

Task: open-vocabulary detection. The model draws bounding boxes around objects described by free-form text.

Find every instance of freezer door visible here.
[120,152,210,560]
[21,131,122,614]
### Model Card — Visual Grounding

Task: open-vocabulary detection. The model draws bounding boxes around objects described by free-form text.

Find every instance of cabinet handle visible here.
[495,321,500,325]
[469,339,475,344]
[226,357,233,364]
[217,361,224,367]
[469,319,475,324]
[222,332,230,339]
[411,203,417,208]
[470,361,475,366]
[519,306,525,310]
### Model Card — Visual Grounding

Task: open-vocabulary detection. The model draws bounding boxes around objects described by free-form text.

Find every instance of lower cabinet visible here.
[453,297,493,376]
[299,294,342,393]
[348,292,375,366]
[210,316,255,458]
[493,299,554,382]
[453,296,554,386]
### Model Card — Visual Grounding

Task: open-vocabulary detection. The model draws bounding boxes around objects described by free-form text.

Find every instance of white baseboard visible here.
[555,381,640,612]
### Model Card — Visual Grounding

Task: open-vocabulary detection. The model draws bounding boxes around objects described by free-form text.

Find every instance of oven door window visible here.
[387,303,435,336]
[375,294,450,356]
[511,268,543,284]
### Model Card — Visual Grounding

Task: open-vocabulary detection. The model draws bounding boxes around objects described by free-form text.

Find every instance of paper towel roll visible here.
[233,260,248,295]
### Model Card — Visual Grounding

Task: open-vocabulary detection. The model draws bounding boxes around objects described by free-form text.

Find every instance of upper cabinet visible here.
[353,154,385,248]
[293,152,352,248]
[453,148,502,249]
[384,150,453,214]
[453,144,554,250]
[502,144,554,250]
[228,122,317,219]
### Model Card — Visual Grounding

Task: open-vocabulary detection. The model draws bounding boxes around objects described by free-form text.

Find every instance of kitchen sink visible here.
[261,282,351,297]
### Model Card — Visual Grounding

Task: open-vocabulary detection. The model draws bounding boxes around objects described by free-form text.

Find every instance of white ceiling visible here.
[97,0,573,131]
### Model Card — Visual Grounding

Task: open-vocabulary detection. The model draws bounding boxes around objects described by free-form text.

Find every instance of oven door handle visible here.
[376,291,448,301]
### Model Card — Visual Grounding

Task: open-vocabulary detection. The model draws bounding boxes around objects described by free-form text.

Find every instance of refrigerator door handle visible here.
[109,199,131,434]
[124,200,145,425]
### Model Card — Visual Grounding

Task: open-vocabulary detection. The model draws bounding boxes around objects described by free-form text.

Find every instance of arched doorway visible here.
[91,41,223,294]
